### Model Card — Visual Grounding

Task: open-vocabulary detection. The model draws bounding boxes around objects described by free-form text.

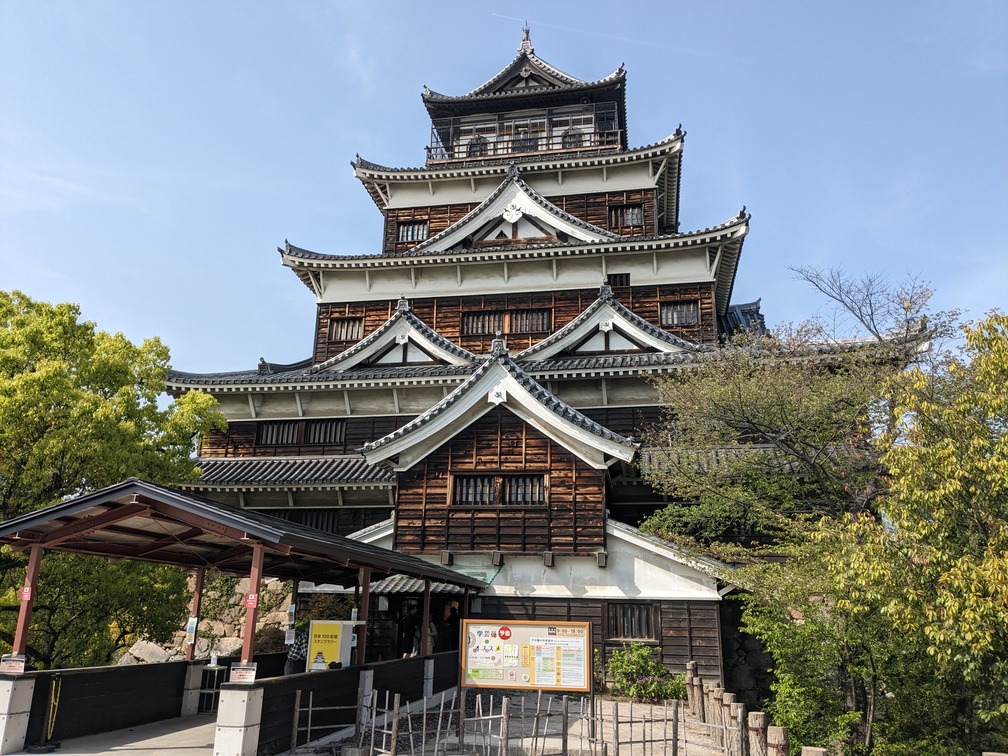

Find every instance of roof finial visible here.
[519,25,533,54]
[490,331,508,358]
[396,296,410,312]
[600,282,613,300]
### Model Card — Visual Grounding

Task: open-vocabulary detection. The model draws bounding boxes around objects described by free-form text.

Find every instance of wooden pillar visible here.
[240,542,264,665]
[748,711,768,756]
[12,543,44,656]
[185,566,205,661]
[767,725,789,755]
[420,579,432,656]
[356,567,371,665]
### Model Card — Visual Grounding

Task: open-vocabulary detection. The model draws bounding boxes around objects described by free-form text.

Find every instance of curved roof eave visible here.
[353,131,682,181]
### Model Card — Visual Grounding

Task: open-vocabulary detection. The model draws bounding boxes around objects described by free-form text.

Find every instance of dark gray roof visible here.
[522,350,710,374]
[0,478,485,589]
[168,361,474,389]
[719,299,767,336]
[310,298,480,372]
[189,457,395,488]
[516,284,709,361]
[361,344,637,456]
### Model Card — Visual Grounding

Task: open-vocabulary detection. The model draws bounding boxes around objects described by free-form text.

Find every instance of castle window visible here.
[462,311,504,336]
[330,317,363,341]
[512,131,539,154]
[462,309,551,336]
[605,603,656,641]
[561,127,584,149]
[509,309,551,333]
[660,301,700,327]
[256,419,346,448]
[608,273,630,287]
[453,474,546,507]
[609,204,644,228]
[467,135,489,158]
[396,220,429,243]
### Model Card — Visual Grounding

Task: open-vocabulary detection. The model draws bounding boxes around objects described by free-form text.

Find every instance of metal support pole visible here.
[240,542,264,664]
[357,567,371,665]
[185,566,205,661]
[12,543,44,656]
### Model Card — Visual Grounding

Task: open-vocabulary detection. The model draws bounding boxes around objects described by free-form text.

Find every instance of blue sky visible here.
[2,2,1006,372]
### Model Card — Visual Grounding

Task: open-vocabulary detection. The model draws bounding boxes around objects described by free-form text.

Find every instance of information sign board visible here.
[461,619,591,693]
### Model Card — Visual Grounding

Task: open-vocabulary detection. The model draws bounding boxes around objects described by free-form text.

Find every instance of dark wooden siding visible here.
[393,408,606,555]
[198,416,413,457]
[475,597,723,684]
[381,189,659,255]
[314,282,717,363]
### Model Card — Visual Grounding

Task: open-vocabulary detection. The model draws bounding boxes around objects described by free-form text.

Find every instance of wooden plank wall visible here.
[382,189,659,255]
[475,597,723,683]
[314,282,717,363]
[198,416,412,457]
[393,408,606,555]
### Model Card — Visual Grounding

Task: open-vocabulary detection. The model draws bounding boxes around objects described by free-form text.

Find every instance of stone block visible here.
[217,687,263,728]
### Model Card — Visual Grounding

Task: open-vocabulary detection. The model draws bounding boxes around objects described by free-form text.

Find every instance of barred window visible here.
[256,419,345,447]
[453,474,546,506]
[330,318,363,341]
[561,128,584,149]
[608,273,630,287]
[660,301,700,327]
[462,311,504,336]
[396,220,429,243]
[510,309,551,333]
[605,603,656,641]
[256,421,299,446]
[462,310,551,336]
[608,204,644,228]
[303,419,346,445]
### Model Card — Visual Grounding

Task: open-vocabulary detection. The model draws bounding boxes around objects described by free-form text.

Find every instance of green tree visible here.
[641,273,1007,752]
[0,290,226,668]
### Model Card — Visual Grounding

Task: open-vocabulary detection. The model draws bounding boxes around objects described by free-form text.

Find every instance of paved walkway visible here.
[39,714,216,755]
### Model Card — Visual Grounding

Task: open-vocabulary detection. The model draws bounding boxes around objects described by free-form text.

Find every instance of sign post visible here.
[460,619,591,693]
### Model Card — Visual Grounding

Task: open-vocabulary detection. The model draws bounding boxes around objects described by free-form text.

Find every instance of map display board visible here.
[461,619,591,693]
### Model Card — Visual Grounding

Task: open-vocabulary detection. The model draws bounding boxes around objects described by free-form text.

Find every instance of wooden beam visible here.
[356,566,371,665]
[240,542,265,664]
[185,567,205,661]
[134,526,205,558]
[12,543,43,656]
[24,503,149,551]
[420,579,432,656]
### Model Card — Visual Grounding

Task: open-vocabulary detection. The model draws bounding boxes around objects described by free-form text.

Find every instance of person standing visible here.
[401,605,419,658]
[285,629,308,675]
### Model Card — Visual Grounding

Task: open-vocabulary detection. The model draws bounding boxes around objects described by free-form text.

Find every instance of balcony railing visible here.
[426,104,623,164]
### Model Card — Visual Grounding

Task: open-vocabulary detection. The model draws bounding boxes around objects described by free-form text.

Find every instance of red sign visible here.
[19,584,31,601]
[244,593,258,608]
[498,626,512,640]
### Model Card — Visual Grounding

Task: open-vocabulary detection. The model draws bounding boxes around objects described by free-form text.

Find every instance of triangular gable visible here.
[361,341,638,472]
[409,166,618,255]
[468,29,588,95]
[515,284,705,362]
[310,299,480,373]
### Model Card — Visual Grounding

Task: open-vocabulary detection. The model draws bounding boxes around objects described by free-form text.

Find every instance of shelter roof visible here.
[0,479,484,589]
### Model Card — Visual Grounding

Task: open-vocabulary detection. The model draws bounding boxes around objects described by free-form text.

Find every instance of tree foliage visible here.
[0,290,227,668]
[641,272,1006,752]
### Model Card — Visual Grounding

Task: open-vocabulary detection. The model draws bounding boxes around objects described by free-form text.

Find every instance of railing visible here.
[427,129,623,163]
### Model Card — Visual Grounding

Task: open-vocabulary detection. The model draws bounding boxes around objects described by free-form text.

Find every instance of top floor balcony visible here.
[426,102,623,165]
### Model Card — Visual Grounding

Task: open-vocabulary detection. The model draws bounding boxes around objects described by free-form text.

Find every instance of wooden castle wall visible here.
[383,188,658,255]
[393,407,606,555]
[198,415,412,457]
[314,282,716,363]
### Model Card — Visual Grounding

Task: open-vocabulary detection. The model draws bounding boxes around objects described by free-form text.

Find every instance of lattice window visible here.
[256,421,299,446]
[462,310,551,336]
[512,131,539,153]
[660,301,700,327]
[510,309,551,333]
[462,311,504,336]
[605,603,656,641]
[329,318,363,341]
[452,474,546,506]
[608,273,630,287]
[396,220,429,243]
[561,127,584,149]
[303,419,346,445]
[609,204,644,228]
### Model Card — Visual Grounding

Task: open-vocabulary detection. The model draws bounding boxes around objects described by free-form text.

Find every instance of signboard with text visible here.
[460,619,591,693]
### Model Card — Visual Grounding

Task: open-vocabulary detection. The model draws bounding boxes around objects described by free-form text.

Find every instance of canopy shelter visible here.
[0,478,485,666]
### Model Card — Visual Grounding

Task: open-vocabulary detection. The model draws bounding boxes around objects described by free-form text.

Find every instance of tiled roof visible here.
[720,299,767,336]
[188,456,395,488]
[367,575,464,595]
[421,29,624,104]
[310,298,480,372]
[515,284,709,361]
[168,362,474,389]
[361,344,637,456]
[522,350,710,374]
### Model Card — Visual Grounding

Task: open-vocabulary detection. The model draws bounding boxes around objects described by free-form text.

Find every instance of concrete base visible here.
[180,661,205,716]
[0,675,36,755]
[212,685,263,756]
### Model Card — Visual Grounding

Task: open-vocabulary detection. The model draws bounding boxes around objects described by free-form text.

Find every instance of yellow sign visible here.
[307,620,344,670]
